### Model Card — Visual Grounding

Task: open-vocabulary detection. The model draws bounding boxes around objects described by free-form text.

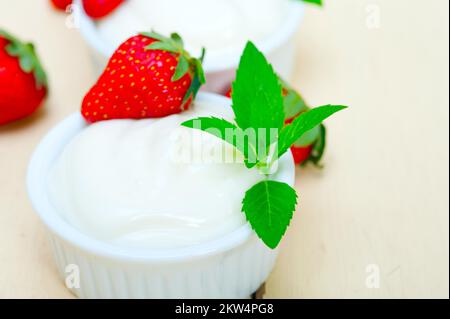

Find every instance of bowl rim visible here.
[27,92,295,263]
[74,0,304,73]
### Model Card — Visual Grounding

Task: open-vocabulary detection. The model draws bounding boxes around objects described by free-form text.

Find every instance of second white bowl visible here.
[75,0,304,93]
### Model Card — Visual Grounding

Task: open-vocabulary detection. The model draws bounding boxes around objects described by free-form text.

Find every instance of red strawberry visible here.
[82,0,125,19]
[0,29,48,125]
[82,32,205,122]
[50,0,73,11]
[291,145,313,164]
[225,87,232,98]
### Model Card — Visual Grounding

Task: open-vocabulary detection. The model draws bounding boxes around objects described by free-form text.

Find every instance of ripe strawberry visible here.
[82,32,205,122]
[225,87,232,98]
[291,145,313,164]
[82,0,125,19]
[0,29,48,125]
[50,0,73,11]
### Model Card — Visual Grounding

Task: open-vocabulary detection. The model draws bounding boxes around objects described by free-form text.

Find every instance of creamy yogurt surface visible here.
[97,0,291,61]
[48,99,263,249]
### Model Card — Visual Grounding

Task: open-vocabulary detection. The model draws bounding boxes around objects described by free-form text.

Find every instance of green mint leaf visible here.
[231,42,285,165]
[181,117,258,166]
[278,105,347,158]
[172,55,190,81]
[181,117,237,142]
[300,0,323,6]
[232,41,285,132]
[242,180,298,249]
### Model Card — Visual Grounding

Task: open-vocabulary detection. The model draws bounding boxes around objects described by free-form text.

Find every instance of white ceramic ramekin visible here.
[27,93,295,299]
[74,0,304,93]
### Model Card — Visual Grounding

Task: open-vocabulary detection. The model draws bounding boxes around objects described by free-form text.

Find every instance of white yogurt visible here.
[97,0,290,60]
[48,101,263,249]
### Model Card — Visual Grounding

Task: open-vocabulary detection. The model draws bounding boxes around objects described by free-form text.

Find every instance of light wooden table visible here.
[0,0,448,299]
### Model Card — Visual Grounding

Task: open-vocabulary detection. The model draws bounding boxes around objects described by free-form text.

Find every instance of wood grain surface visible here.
[0,0,448,298]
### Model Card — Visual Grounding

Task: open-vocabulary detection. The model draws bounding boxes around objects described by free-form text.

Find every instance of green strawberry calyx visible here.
[141,31,206,108]
[280,78,309,119]
[0,28,48,89]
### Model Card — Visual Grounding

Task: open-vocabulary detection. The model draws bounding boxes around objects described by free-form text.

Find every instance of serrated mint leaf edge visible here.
[278,105,347,158]
[231,41,285,131]
[181,117,259,165]
[242,180,298,249]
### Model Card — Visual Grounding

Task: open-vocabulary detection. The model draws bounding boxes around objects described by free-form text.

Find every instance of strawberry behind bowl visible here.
[50,0,123,18]
[82,0,125,19]
[50,0,73,11]
[0,29,48,126]
[81,32,205,123]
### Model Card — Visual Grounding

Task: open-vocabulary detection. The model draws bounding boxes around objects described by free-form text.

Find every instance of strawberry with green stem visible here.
[82,32,205,122]
[0,29,48,125]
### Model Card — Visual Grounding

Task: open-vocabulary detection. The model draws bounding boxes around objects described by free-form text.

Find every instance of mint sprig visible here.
[231,42,285,167]
[182,41,346,249]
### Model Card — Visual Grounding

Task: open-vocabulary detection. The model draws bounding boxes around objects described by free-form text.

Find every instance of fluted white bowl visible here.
[27,93,295,299]
[74,0,304,93]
